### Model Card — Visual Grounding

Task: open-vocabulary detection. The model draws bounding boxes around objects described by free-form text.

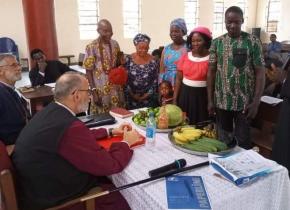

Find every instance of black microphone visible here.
[148,159,187,177]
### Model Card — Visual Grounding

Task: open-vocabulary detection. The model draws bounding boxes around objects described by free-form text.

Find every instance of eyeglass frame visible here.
[73,88,96,96]
[0,63,21,68]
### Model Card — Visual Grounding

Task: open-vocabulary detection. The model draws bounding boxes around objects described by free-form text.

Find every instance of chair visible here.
[0,37,19,61]
[0,141,102,210]
[78,53,85,66]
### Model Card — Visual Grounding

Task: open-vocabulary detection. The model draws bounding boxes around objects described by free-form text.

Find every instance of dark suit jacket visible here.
[29,60,71,86]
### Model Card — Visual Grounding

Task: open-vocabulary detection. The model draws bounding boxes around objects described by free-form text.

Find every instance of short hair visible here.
[0,54,16,66]
[30,48,44,59]
[225,6,243,18]
[187,32,212,50]
[159,80,174,97]
[270,34,277,38]
[54,71,84,101]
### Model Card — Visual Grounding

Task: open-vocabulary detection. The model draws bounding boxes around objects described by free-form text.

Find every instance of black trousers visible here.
[216,108,252,149]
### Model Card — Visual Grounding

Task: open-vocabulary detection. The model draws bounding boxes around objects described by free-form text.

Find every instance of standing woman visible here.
[124,34,159,109]
[159,18,188,87]
[173,27,212,125]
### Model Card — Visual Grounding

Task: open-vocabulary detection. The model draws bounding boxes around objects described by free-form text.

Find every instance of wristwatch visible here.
[108,128,114,137]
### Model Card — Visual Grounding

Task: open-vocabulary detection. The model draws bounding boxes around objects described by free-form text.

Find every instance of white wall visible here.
[256,0,290,43]
[2,0,288,63]
[0,1,27,59]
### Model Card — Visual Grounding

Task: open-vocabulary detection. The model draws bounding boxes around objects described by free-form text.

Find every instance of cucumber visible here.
[182,141,217,152]
[182,143,213,152]
[191,140,218,152]
[199,137,228,151]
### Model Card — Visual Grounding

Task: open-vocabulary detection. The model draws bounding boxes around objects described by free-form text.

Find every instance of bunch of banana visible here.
[173,127,202,144]
[201,127,217,139]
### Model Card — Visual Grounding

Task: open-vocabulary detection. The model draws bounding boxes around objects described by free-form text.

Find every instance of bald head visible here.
[97,19,113,43]
[97,19,112,29]
[54,71,84,101]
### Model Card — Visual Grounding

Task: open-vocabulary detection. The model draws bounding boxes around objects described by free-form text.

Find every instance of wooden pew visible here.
[251,101,282,158]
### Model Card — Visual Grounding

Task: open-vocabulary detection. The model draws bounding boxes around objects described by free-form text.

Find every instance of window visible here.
[184,0,199,32]
[123,0,141,38]
[77,0,100,40]
[237,0,248,30]
[213,0,225,37]
[266,0,281,32]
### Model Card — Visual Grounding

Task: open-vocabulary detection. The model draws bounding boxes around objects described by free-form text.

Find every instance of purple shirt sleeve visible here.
[58,121,133,176]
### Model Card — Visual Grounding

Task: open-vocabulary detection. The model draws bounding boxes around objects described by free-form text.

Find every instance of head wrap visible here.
[133,33,151,46]
[191,26,212,39]
[170,18,187,35]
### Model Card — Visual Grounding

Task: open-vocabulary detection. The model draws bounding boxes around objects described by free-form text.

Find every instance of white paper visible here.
[70,65,86,74]
[45,83,56,88]
[261,96,283,105]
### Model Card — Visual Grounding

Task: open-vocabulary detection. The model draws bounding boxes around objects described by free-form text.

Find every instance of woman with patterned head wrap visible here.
[124,33,159,109]
[159,18,188,88]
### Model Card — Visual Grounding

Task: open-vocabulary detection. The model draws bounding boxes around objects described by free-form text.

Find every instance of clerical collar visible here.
[55,101,76,116]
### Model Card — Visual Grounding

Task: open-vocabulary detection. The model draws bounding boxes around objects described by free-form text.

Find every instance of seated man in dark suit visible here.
[29,48,71,86]
[0,54,29,145]
[13,71,139,210]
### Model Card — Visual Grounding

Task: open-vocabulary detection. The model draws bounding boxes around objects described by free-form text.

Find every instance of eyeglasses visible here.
[75,88,96,96]
[0,63,21,68]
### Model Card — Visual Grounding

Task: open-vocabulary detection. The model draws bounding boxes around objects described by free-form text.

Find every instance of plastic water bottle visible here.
[146,112,156,149]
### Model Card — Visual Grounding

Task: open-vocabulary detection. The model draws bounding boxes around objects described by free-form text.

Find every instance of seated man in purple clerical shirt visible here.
[13,71,139,210]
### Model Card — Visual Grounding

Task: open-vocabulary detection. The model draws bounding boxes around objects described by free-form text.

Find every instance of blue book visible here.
[166,176,211,209]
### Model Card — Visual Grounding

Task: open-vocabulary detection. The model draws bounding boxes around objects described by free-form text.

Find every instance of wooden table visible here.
[20,86,54,115]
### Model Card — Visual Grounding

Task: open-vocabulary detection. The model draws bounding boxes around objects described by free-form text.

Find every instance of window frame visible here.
[123,0,141,38]
[77,0,100,40]
[266,0,281,33]
[184,0,199,33]
[213,0,225,37]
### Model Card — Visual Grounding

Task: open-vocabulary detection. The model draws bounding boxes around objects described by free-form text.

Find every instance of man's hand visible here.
[123,128,141,147]
[38,61,47,73]
[245,100,260,119]
[112,123,132,136]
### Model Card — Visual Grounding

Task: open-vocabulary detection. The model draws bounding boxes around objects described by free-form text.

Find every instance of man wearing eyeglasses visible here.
[13,71,139,210]
[0,54,29,145]
[29,48,71,87]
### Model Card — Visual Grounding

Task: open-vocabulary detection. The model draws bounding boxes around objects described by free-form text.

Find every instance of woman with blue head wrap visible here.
[159,18,188,89]
[123,33,159,109]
